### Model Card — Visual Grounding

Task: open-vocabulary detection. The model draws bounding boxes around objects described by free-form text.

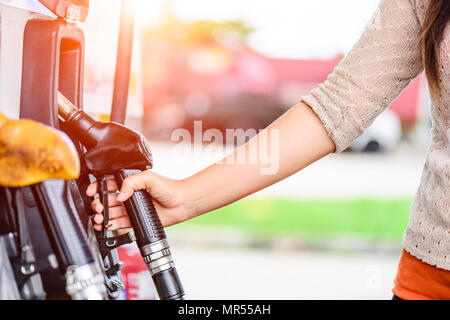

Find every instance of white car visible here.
[350,109,402,152]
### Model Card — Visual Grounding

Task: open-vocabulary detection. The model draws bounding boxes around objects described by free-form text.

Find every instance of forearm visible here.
[183,102,335,218]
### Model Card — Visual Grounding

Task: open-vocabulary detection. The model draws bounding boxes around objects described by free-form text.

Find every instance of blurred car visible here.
[350,109,402,152]
[140,26,424,150]
[140,38,339,141]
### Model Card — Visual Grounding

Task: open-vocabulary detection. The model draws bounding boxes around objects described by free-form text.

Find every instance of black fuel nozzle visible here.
[58,92,185,300]
[58,91,153,172]
[114,169,184,300]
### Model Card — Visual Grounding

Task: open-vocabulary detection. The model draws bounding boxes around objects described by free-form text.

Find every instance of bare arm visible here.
[183,102,335,218]
[87,102,334,229]
[87,103,335,230]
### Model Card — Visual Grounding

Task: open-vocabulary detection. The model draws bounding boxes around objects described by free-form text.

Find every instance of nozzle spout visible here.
[58,92,78,120]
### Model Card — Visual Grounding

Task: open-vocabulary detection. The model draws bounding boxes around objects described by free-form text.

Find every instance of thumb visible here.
[116,171,152,202]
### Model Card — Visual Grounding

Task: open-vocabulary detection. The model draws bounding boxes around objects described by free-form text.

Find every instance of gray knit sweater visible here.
[302,0,449,270]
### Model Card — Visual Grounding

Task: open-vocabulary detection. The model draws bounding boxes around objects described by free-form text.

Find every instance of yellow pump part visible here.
[0,112,80,187]
[0,112,7,127]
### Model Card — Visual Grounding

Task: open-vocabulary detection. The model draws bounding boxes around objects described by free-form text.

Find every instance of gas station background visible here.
[0,0,434,299]
[82,0,432,300]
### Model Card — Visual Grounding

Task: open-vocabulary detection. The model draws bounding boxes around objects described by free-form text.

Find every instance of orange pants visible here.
[392,249,450,300]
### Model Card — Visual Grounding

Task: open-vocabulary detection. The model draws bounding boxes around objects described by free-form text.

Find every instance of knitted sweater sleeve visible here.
[301,0,424,153]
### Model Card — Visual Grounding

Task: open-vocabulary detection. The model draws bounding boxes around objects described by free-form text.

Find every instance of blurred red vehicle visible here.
[141,36,423,144]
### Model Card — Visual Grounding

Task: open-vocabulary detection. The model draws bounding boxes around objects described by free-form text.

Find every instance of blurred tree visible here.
[142,0,254,46]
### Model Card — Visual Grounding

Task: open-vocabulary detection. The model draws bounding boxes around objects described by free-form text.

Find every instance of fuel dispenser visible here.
[0,0,121,299]
[0,0,184,300]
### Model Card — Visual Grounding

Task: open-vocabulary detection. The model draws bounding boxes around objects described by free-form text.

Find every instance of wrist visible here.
[180,176,204,219]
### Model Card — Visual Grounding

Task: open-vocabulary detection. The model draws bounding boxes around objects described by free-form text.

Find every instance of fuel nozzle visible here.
[57,92,153,172]
[57,92,185,300]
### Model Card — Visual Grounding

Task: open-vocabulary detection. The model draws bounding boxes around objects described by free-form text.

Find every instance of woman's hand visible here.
[86,170,193,231]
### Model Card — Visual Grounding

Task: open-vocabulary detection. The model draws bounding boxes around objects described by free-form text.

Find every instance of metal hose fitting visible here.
[57,91,78,120]
[65,263,107,300]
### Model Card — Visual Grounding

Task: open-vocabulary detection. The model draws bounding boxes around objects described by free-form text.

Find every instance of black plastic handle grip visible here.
[114,169,185,300]
[114,169,166,247]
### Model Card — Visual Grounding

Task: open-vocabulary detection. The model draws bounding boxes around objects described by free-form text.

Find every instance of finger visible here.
[104,178,119,191]
[117,228,133,235]
[116,171,152,202]
[103,205,127,219]
[93,206,127,225]
[93,213,104,225]
[108,205,127,219]
[91,198,103,213]
[107,216,132,231]
[91,193,122,211]
[98,192,122,208]
[86,178,119,197]
[86,181,98,197]
[93,224,103,232]
[91,198,122,214]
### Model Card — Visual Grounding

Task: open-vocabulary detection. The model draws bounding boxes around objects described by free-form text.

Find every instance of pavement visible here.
[121,241,400,300]
[131,142,425,299]
[169,244,401,300]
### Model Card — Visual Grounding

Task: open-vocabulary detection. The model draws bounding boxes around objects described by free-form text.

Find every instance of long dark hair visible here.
[419,0,450,96]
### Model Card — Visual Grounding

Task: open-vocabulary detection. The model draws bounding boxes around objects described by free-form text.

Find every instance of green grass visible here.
[172,198,412,242]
